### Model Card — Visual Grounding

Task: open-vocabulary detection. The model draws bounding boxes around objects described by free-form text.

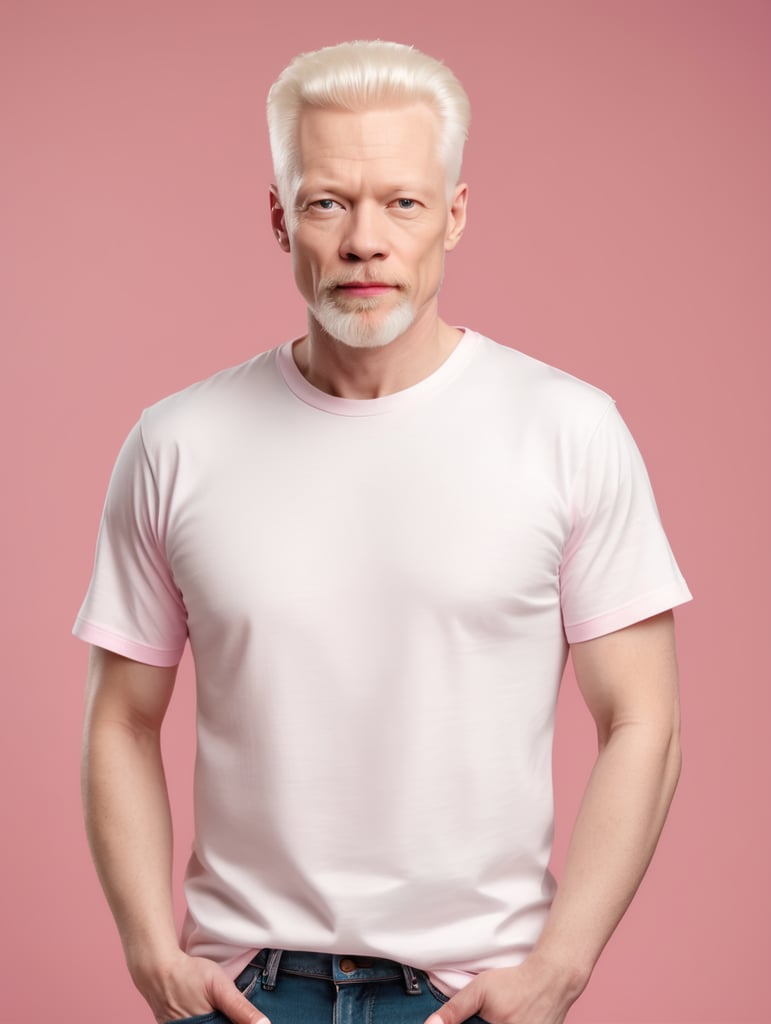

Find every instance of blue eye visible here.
[396,198,416,209]
[315,199,337,210]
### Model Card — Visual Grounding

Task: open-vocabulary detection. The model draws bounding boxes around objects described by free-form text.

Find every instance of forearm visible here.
[83,705,265,1024]
[80,653,265,1024]
[426,713,681,1024]
[82,715,180,974]
[532,716,681,992]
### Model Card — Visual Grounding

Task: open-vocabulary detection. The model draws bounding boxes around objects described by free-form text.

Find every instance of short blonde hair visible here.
[267,40,471,204]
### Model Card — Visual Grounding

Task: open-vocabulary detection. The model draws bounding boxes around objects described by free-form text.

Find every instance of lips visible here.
[336,282,396,297]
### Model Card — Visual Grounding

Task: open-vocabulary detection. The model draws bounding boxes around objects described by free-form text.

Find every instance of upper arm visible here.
[83,645,179,739]
[569,611,681,748]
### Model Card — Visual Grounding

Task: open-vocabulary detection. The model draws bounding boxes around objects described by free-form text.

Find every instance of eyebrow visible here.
[296,180,435,199]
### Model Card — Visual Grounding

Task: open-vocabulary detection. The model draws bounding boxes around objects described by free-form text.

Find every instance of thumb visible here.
[424,984,483,1024]
[212,973,271,1024]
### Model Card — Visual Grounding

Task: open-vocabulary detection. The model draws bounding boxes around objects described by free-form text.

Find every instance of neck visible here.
[292,306,462,400]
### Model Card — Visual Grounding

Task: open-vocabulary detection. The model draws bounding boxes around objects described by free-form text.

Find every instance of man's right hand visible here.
[81,651,270,1023]
[132,950,270,1024]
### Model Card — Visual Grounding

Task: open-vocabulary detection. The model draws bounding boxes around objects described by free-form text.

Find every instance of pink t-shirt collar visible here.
[277,329,480,417]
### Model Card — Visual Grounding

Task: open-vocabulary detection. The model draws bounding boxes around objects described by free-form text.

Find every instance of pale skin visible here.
[81,102,683,1024]
[424,610,681,1024]
[270,103,468,399]
[81,649,266,1024]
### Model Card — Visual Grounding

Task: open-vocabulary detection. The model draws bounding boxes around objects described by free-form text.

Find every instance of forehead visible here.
[295,103,443,187]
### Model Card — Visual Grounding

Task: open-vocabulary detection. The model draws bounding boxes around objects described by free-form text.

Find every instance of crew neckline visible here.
[277,329,480,417]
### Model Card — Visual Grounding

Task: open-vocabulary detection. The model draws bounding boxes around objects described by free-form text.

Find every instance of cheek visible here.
[290,245,318,292]
[291,233,333,284]
[413,236,447,284]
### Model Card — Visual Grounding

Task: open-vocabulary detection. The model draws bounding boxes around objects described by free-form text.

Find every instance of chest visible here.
[164,411,571,642]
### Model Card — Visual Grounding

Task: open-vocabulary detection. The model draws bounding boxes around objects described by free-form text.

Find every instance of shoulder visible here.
[137,346,283,450]
[464,329,617,436]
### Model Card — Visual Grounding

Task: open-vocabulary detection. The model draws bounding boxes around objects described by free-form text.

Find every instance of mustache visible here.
[320,275,407,290]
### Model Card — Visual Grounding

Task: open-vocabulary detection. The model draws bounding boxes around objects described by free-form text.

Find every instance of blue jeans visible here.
[166,949,491,1024]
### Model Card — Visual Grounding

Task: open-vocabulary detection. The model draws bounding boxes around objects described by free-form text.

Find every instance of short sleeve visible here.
[73,420,188,666]
[560,403,691,644]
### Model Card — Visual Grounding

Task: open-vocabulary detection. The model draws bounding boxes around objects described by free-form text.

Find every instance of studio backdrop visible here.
[2,2,769,1022]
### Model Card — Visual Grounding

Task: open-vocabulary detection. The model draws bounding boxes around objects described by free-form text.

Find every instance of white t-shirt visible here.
[74,330,691,994]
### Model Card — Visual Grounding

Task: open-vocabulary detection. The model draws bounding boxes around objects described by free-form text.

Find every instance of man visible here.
[77,40,691,1024]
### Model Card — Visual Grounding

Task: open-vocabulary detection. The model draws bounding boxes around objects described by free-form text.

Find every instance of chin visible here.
[313,299,417,349]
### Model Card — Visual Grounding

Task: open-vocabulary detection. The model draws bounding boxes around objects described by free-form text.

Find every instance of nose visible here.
[339,203,389,262]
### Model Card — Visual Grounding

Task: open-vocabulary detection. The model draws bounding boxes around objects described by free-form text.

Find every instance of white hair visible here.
[267,40,471,204]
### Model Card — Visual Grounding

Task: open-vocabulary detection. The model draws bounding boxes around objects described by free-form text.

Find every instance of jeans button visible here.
[340,958,357,973]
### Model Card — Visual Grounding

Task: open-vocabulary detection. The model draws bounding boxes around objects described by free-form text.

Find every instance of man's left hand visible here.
[423,956,584,1024]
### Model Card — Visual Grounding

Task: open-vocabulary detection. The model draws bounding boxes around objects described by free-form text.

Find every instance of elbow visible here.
[651,705,682,814]
[650,685,683,800]
[665,720,683,798]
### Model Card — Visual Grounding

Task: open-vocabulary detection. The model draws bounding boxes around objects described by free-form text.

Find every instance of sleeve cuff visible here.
[72,618,185,667]
[564,581,693,644]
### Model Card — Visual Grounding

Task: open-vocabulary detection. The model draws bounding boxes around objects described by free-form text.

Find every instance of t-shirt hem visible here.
[212,946,511,998]
[220,947,260,981]
[564,582,693,644]
[72,618,185,667]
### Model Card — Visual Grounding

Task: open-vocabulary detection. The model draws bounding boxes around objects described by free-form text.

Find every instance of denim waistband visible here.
[250,949,423,995]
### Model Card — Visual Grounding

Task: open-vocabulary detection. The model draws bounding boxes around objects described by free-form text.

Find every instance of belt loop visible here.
[261,949,284,991]
[401,963,423,995]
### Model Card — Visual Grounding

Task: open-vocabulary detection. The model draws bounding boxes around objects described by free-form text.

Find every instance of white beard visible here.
[311,291,417,349]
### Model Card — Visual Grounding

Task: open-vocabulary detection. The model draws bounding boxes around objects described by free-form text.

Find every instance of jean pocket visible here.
[163,966,261,1024]
[422,973,494,1024]
[163,1013,227,1024]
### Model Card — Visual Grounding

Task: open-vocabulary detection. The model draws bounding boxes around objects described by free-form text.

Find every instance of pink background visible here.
[3,1,769,1021]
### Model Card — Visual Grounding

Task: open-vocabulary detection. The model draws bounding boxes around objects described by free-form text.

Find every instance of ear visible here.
[444,182,468,252]
[270,186,291,252]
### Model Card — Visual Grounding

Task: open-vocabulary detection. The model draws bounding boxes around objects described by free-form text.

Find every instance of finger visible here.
[213,976,271,1024]
[424,985,483,1024]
